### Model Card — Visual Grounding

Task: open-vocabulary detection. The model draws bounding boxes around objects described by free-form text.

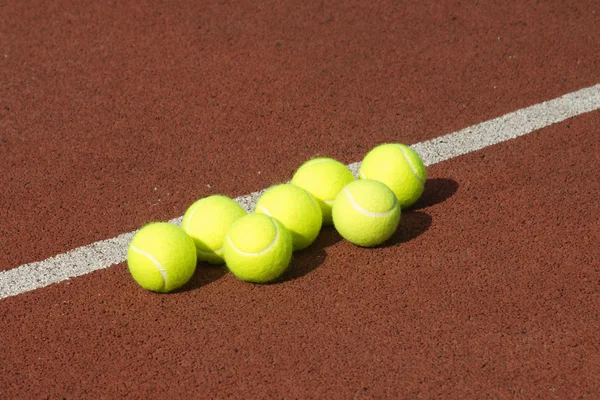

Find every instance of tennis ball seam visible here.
[198,246,223,257]
[255,205,271,216]
[226,217,280,256]
[342,187,398,218]
[397,145,425,186]
[301,158,330,168]
[182,198,206,233]
[129,243,167,289]
[306,191,319,212]
[196,246,223,256]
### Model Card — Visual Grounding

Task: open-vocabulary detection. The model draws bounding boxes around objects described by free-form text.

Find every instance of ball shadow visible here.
[411,178,459,210]
[383,210,432,247]
[174,262,228,293]
[276,226,343,283]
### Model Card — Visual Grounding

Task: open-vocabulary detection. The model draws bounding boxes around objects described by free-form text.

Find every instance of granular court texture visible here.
[1,0,600,398]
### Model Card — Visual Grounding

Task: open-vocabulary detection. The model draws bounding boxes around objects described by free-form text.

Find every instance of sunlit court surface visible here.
[1,1,599,398]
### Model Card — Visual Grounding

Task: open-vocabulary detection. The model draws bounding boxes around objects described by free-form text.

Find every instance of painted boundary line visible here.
[2,84,600,300]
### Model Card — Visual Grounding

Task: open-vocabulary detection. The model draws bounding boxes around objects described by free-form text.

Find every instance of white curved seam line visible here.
[398,145,425,186]
[130,244,167,288]
[197,246,222,256]
[256,205,271,216]
[324,199,335,205]
[301,158,330,168]
[182,198,206,232]
[226,218,279,256]
[306,191,320,213]
[343,188,397,218]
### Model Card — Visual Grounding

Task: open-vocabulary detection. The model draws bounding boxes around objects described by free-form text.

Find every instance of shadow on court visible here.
[176,262,228,293]
[412,177,459,210]
[278,226,342,283]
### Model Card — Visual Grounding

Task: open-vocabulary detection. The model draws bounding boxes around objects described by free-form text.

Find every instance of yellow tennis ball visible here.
[223,213,293,283]
[182,195,247,264]
[291,157,355,226]
[332,179,401,247]
[255,183,322,251]
[127,222,197,292]
[358,143,427,209]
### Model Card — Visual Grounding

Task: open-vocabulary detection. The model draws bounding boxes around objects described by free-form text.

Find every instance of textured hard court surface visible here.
[1,0,599,398]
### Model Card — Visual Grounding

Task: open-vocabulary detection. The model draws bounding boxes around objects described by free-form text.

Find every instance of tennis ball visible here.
[358,143,427,209]
[182,195,247,264]
[291,157,355,226]
[255,184,322,251]
[127,222,197,292]
[223,213,293,283]
[332,179,401,247]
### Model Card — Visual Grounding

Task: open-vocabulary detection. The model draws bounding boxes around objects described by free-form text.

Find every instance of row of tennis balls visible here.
[127,143,427,292]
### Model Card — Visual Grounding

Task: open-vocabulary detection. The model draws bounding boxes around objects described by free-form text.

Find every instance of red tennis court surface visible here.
[1,0,599,398]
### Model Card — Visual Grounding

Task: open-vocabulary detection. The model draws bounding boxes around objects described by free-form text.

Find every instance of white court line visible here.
[1,84,600,300]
